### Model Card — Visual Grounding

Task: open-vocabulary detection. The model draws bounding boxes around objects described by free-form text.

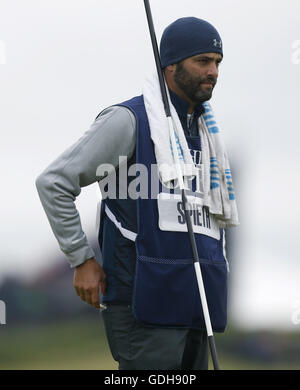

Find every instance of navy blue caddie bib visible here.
[101,95,228,332]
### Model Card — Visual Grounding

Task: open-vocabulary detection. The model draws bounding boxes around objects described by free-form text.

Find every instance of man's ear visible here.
[165,64,176,74]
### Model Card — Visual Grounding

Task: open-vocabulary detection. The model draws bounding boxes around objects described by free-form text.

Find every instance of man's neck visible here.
[166,77,195,113]
[168,89,204,116]
[168,89,205,137]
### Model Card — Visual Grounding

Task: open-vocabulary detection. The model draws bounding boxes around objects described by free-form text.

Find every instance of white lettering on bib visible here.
[157,192,220,240]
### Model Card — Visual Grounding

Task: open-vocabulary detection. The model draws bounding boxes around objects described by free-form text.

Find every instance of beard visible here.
[173,61,216,105]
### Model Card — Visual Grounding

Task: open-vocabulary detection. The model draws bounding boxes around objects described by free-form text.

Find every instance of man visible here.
[36,17,238,370]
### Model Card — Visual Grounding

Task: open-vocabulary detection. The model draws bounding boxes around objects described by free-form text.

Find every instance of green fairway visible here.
[0,317,299,370]
[0,316,118,370]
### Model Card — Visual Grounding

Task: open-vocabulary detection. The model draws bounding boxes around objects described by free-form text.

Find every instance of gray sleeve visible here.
[35,106,136,268]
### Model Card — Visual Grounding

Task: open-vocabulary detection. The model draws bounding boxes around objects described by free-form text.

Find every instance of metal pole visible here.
[143,0,220,370]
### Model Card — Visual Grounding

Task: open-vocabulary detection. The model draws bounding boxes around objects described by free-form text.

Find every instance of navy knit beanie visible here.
[160,17,223,68]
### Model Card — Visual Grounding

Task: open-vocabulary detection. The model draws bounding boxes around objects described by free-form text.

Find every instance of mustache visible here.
[200,78,216,86]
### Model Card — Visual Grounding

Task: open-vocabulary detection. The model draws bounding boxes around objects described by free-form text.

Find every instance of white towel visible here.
[142,72,239,228]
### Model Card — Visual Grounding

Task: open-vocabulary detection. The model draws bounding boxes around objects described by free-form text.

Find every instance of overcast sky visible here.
[0,0,300,330]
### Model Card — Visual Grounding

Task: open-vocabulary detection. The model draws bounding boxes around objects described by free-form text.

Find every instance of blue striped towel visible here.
[143,72,239,228]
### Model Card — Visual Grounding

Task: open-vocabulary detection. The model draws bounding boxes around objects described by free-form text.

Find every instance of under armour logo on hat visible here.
[213,39,222,48]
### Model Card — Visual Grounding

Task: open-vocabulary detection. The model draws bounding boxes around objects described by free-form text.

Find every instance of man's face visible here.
[173,53,222,105]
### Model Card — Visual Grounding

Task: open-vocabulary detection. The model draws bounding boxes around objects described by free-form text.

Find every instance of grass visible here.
[0,316,118,370]
[1,317,299,370]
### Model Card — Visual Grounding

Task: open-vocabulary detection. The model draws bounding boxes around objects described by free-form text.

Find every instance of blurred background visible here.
[0,0,300,369]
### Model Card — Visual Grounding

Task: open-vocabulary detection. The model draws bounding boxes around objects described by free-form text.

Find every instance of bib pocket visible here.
[132,254,228,332]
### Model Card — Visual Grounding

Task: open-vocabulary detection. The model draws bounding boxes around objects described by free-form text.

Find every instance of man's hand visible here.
[73,258,107,309]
